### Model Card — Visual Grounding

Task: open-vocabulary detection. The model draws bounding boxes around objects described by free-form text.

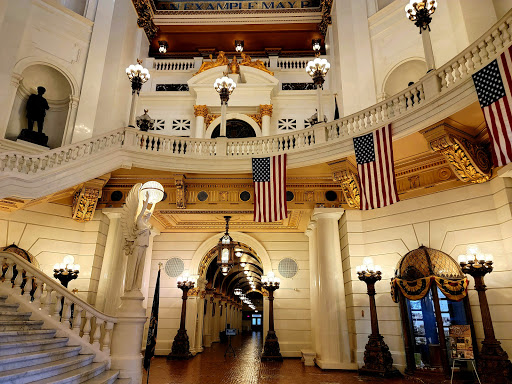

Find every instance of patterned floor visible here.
[143,332,471,383]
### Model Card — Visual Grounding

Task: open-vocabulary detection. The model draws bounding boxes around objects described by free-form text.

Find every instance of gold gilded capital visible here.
[328,159,361,209]
[420,123,491,184]
[194,105,209,118]
[260,104,273,117]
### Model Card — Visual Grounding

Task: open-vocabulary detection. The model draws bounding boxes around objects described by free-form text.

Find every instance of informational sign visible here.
[154,0,320,11]
[449,325,474,359]
[226,328,237,336]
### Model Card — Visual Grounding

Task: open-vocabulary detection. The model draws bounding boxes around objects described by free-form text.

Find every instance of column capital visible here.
[312,207,344,221]
[194,105,209,118]
[305,220,317,237]
[260,104,273,117]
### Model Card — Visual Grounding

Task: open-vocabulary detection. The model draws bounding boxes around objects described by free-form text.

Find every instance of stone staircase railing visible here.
[0,251,117,365]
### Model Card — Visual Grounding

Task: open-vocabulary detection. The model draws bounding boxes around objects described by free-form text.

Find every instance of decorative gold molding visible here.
[260,104,273,117]
[319,0,333,36]
[193,51,274,76]
[328,159,361,209]
[72,174,110,222]
[187,287,200,296]
[174,174,186,209]
[205,114,220,127]
[194,51,229,76]
[420,123,492,184]
[132,0,159,39]
[248,114,262,128]
[239,53,274,76]
[194,105,209,118]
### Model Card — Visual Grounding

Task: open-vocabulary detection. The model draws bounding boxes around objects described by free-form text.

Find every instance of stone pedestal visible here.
[110,292,147,383]
[17,129,49,147]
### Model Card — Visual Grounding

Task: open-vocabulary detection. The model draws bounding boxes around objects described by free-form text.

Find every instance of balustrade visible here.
[153,59,196,71]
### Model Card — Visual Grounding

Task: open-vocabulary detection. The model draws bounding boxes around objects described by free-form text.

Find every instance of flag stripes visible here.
[253,154,287,222]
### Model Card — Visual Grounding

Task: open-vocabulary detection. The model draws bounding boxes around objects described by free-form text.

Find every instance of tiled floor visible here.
[143,332,471,384]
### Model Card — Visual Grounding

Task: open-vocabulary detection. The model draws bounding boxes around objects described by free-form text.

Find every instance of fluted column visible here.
[311,208,357,370]
[193,105,208,138]
[260,104,272,136]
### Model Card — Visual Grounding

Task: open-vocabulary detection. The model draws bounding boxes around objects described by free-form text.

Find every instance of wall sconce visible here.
[235,40,244,53]
[158,41,168,54]
[312,39,321,55]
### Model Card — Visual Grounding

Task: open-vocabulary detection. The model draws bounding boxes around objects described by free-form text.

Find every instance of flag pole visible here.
[145,262,163,384]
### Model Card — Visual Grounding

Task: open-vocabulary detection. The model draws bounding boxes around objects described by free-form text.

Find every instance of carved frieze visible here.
[174,174,186,209]
[328,159,361,209]
[421,124,492,184]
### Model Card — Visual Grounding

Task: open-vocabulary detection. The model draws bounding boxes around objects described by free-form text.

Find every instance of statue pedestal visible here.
[110,291,147,383]
[17,129,49,147]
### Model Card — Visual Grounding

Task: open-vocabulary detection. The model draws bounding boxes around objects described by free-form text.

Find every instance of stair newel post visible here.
[82,311,93,343]
[102,321,113,356]
[43,286,54,315]
[73,305,83,335]
[23,272,33,302]
[92,318,104,350]
[32,278,43,308]
[53,291,62,321]
[13,266,24,297]
[62,296,72,327]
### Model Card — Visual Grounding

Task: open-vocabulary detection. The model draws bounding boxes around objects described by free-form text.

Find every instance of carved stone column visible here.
[328,159,361,209]
[63,95,80,145]
[260,104,273,136]
[174,174,187,209]
[72,174,110,222]
[194,105,209,139]
[203,293,214,347]
[420,123,492,184]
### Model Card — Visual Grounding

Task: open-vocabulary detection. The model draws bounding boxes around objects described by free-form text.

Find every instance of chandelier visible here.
[306,58,331,86]
[214,76,237,104]
[405,1,437,31]
[217,216,237,275]
[125,59,150,94]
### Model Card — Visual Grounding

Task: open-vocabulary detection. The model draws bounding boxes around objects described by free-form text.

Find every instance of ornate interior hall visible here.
[2,0,512,383]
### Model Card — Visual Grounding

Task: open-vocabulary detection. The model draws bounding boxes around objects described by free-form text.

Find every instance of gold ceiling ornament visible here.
[174,174,186,209]
[319,0,333,36]
[328,159,361,209]
[132,0,159,39]
[205,114,220,127]
[194,105,209,118]
[421,124,491,184]
[240,53,274,76]
[260,104,273,117]
[248,114,262,128]
[72,174,110,222]
[194,51,229,76]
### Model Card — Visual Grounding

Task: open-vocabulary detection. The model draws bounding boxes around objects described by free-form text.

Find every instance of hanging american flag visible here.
[472,46,512,167]
[252,154,287,222]
[353,124,399,210]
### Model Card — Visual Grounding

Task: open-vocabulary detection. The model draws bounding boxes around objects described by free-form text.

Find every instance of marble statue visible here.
[121,183,155,292]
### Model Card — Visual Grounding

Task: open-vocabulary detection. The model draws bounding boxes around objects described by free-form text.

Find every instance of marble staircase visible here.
[0,295,130,384]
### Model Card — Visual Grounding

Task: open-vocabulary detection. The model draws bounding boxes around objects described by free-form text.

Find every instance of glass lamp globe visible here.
[141,181,164,204]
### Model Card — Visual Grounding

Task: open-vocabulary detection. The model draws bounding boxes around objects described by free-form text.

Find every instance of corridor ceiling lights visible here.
[240,262,246,267]
[217,216,237,275]
[234,287,242,296]
[235,40,244,53]
[235,248,243,258]
[158,40,168,54]
[405,0,437,32]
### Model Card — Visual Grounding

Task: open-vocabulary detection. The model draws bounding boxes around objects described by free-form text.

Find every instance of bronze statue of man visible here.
[26,86,49,133]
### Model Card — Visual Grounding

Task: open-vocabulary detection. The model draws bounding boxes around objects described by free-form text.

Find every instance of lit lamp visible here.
[214,76,236,137]
[168,274,197,360]
[312,39,321,54]
[357,258,400,378]
[458,245,512,382]
[126,59,150,128]
[405,0,437,71]
[306,54,330,126]
[261,271,282,361]
[53,255,80,288]
[217,216,236,275]
[140,181,165,207]
[235,40,244,53]
[158,41,168,54]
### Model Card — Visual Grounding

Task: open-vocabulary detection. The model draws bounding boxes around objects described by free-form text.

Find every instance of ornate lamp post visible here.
[458,245,512,383]
[261,271,282,361]
[405,0,437,71]
[306,46,330,125]
[214,76,236,137]
[53,255,80,288]
[168,275,196,360]
[356,258,400,378]
[126,59,150,128]
[217,216,236,276]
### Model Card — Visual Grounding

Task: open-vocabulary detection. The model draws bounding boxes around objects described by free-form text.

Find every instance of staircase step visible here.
[81,370,122,384]
[113,379,131,384]
[0,345,82,371]
[0,302,20,312]
[34,362,109,384]
[0,329,57,342]
[0,354,95,384]
[0,295,8,303]
[0,320,44,331]
[0,337,69,356]
[0,310,32,320]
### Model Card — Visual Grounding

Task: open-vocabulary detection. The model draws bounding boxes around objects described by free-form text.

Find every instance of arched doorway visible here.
[392,246,476,376]
[211,119,257,139]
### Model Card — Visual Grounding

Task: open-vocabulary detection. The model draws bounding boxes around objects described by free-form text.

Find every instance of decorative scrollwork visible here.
[319,0,333,36]
[194,52,229,76]
[72,187,100,222]
[328,159,361,209]
[132,0,159,39]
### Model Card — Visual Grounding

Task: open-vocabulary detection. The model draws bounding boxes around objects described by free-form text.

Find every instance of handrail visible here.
[1,251,117,359]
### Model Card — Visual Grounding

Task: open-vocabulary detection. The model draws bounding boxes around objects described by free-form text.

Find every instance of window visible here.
[151,119,165,131]
[277,119,297,131]
[171,119,191,132]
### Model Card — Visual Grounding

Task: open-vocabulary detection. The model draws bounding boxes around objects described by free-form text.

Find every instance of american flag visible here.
[252,154,287,222]
[353,124,399,210]
[473,46,512,167]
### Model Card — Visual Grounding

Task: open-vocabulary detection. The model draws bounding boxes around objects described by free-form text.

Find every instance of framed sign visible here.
[449,325,474,359]
[226,328,237,336]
